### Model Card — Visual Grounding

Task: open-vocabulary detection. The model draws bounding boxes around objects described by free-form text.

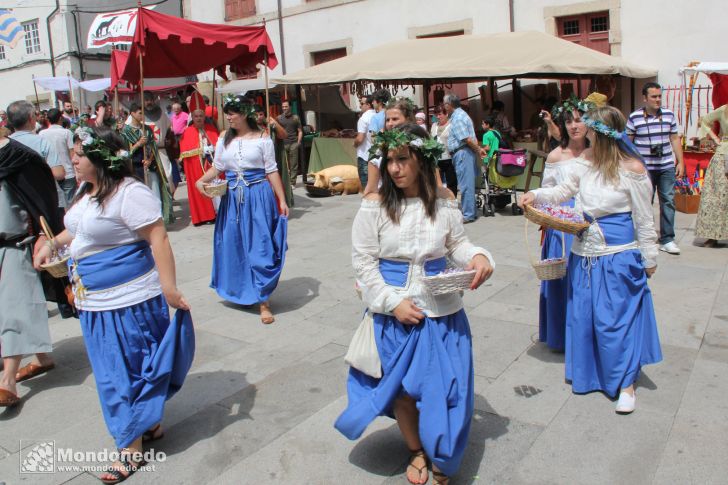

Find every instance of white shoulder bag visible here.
[344,311,382,378]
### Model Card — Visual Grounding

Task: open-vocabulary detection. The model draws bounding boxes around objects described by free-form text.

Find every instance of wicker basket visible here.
[422,270,477,295]
[41,257,70,278]
[38,215,69,279]
[524,218,567,281]
[203,182,228,197]
[523,204,590,235]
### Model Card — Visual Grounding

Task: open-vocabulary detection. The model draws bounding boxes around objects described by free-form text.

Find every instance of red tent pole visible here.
[137,4,148,185]
[264,47,271,124]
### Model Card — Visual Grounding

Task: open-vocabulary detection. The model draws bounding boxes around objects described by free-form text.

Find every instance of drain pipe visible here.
[509,0,514,32]
[46,0,60,76]
[277,0,286,74]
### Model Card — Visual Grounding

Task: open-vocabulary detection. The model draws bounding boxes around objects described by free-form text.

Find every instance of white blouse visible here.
[64,178,163,311]
[352,197,495,317]
[541,157,580,188]
[531,158,658,268]
[213,135,277,174]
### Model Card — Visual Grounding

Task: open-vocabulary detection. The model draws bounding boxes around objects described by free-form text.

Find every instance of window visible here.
[590,15,609,33]
[225,0,256,21]
[23,20,41,54]
[0,45,5,60]
[562,19,580,36]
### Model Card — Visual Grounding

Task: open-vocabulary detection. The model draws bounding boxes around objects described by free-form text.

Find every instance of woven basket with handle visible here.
[523,204,589,235]
[524,218,567,281]
[203,182,228,197]
[39,216,69,279]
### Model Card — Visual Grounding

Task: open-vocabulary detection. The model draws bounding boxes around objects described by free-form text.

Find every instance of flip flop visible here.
[142,424,164,442]
[0,388,20,407]
[16,362,55,382]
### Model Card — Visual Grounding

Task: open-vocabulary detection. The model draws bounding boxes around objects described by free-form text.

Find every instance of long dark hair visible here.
[558,109,590,149]
[72,126,135,209]
[223,96,260,147]
[379,123,438,223]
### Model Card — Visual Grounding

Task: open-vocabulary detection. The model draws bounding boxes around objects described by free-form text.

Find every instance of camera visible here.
[649,145,664,157]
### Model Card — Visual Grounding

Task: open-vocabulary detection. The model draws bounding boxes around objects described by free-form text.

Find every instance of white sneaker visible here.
[615,390,636,414]
[659,241,681,255]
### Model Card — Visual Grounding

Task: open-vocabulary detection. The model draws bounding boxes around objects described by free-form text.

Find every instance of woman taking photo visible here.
[519,106,662,414]
[363,97,416,195]
[336,124,494,484]
[538,97,591,351]
[195,95,288,324]
[34,126,194,483]
[695,104,728,247]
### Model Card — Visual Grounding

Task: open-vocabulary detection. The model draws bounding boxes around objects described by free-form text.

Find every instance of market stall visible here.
[273,31,658,192]
[307,138,356,174]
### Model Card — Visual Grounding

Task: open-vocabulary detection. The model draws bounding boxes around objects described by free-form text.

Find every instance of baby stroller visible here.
[476,148,527,217]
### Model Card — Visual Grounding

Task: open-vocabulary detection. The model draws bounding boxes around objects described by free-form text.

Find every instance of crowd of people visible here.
[0,80,727,484]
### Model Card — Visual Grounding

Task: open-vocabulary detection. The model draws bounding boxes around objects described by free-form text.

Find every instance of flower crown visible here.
[551,95,595,119]
[223,94,256,119]
[368,128,444,166]
[581,115,623,139]
[75,127,129,172]
[385,96,416,113]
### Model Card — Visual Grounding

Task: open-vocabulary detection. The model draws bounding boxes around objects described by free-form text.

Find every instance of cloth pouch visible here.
[344,311,382,378]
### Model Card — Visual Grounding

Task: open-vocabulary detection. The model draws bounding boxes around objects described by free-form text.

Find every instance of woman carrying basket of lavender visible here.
[538,95,593,351]
[519,106,662,414]
[34,126,195,484]
[335,124,494,485]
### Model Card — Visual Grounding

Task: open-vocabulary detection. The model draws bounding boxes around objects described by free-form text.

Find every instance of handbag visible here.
[344,311,382,378]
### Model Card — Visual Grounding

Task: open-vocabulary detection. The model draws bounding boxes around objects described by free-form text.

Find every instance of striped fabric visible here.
[626,108,678,171]
[0,9,24,49]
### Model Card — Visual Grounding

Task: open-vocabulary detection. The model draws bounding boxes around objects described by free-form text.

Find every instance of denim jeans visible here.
[453,149,477,221]
[58,177,77,206]
[357,157,368,188]
[648,167,676,244]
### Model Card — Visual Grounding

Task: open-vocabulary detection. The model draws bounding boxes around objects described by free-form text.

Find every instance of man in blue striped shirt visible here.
[627,82,685,255]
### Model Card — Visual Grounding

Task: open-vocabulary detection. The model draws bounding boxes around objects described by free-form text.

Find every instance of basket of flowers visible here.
[203,179,228,197]
[38,216,70,278]
[523,203,590,235]
[422,268,477,295]
[524,218,567,281]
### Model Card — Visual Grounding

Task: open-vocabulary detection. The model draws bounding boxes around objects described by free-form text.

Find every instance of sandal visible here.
[98,451,146,484]
[432,470,449,485]
[16,362,55,382]
[142,424,164,442]
[406,448,429,485]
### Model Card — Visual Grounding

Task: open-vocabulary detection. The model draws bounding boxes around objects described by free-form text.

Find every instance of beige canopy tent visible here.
[272,31,657,85]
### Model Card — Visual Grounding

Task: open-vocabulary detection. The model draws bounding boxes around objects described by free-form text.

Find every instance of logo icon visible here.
[20,441,55,474]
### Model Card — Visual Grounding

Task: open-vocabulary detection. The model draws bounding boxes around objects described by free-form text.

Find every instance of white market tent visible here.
[273,31,657,85]
[217,78,277,95]
[680,62,728,75]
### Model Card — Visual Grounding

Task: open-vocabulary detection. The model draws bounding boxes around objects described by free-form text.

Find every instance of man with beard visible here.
[0,127,65,407]
[254,104,293,208]
[61,101,78,125]
[143,92,176,194]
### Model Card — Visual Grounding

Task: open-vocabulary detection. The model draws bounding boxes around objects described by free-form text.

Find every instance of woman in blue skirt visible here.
[538,97,591,351]
[35,126,195,483]
[195,95,288,324]
[520,106,662,414]
[336,124,494,484]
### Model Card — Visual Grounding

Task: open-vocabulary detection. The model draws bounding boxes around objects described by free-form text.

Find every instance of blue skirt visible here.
[335,310,474,477]
[79,296,195,449]
[211,175,287,305]
[566,251,662,397]
[538,228,574,350]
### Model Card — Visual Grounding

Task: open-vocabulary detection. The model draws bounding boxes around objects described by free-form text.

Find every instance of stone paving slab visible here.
[1,186,727,485]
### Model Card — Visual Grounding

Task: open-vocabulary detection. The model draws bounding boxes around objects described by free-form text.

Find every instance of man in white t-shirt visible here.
[354,95,375,188]
[39,108,76,205]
